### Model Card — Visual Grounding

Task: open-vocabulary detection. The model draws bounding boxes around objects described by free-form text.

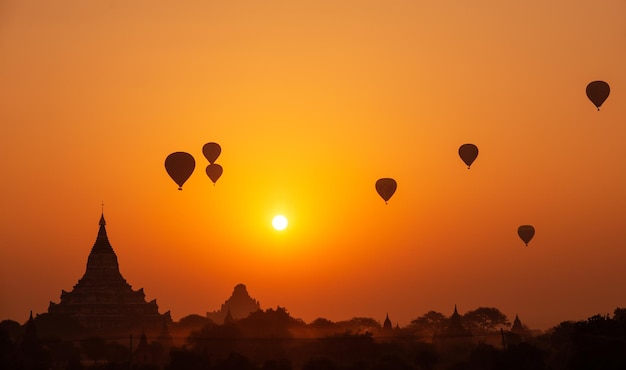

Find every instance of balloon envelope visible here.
[459,144,479,169]
[375,178,397,204]
[586,81,610,110]
[165,152,195,190]
[517,225,535,246]
[206,163,223,184]
[202,142,222,164]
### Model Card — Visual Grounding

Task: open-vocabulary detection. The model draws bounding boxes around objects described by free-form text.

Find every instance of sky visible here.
[1,0,625,330]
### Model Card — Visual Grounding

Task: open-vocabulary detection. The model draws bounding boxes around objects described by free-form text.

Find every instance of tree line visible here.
[2,307,626,369]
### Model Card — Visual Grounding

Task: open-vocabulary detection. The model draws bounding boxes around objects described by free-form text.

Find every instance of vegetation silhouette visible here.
[4,306,626,369]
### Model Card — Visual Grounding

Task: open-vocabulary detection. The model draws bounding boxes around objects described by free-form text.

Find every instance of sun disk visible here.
[272,215,288,230]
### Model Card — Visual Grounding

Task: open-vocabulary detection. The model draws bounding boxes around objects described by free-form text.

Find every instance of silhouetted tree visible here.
[549,315,626,370]
[409,311,448,339]
[308,318,337,337]
[177,314,214,331]
[187,320,242,358]
[0,320,21,342]
[337,317,381,335]
[238,306,305,338]
[463,307,509,334]
[309,318,334,327]
[613,307,626,321]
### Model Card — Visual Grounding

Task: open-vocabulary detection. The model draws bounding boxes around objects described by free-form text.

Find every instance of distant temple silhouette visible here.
[511,314,526,334]
[383,313,392,330]
[509,313,531,342]
[433,305,473,349]
[206,283,261,323]
[47,213,171,332]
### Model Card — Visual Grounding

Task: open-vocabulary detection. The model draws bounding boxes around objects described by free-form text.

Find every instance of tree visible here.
[337,317,381,335]
[613,307,626,321]
[409,311,448,338]
[463,307,510,334]
[308,318,338,337]
[237,306,305,338]
[176,314,213,331]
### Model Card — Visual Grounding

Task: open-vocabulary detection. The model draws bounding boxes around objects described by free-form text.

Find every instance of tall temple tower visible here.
[48,213,171,333]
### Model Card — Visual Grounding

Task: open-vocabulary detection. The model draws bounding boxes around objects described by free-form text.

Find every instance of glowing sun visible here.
[272,215,288,230]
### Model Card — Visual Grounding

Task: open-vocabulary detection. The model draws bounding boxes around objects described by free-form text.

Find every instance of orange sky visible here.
[1,0,625,330]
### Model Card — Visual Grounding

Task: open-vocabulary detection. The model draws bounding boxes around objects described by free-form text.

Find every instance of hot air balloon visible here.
[375,178,397,204]
[206,163,223,184]
[517,225,535,246]
[165,152,195,190]
[586,81,610,110]
[459,144,479,169]
[202,142,221,164]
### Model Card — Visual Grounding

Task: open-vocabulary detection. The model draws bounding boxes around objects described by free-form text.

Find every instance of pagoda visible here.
[510,314,531,337]
[433,305,473,349]
[206,284,261,323]
[48,213,171,333]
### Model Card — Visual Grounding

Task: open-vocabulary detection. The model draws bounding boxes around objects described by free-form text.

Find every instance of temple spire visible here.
[91,212,113,254]
[383,313,392,330]
[100,201,106,226]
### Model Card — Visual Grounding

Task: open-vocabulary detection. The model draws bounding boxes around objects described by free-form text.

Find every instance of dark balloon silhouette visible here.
[459,144,479,169]
[375,178,397,204]
[206,163,223,184]
[517,225,535,246]
[586,81,610,110]
[165,152,196,190]
[202,142,222,164]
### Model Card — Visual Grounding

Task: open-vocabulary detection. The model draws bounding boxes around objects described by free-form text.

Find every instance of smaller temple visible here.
[377,313,395,339]
[433,305,473,350]
[383,313,393,330]
[510,314,531,338]
[14,312,48,369]
[48,213,171,335]
[206,284,261,323]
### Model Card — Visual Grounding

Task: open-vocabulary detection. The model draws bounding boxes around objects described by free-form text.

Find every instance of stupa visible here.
[206,284,261,323]
[47,213,171,333]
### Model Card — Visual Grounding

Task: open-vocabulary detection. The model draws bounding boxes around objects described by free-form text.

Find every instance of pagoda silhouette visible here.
[206,283,261,323]
[47,213,171,334]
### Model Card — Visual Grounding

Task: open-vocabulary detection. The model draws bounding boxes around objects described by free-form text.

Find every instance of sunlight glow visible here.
[272,215,288,231]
